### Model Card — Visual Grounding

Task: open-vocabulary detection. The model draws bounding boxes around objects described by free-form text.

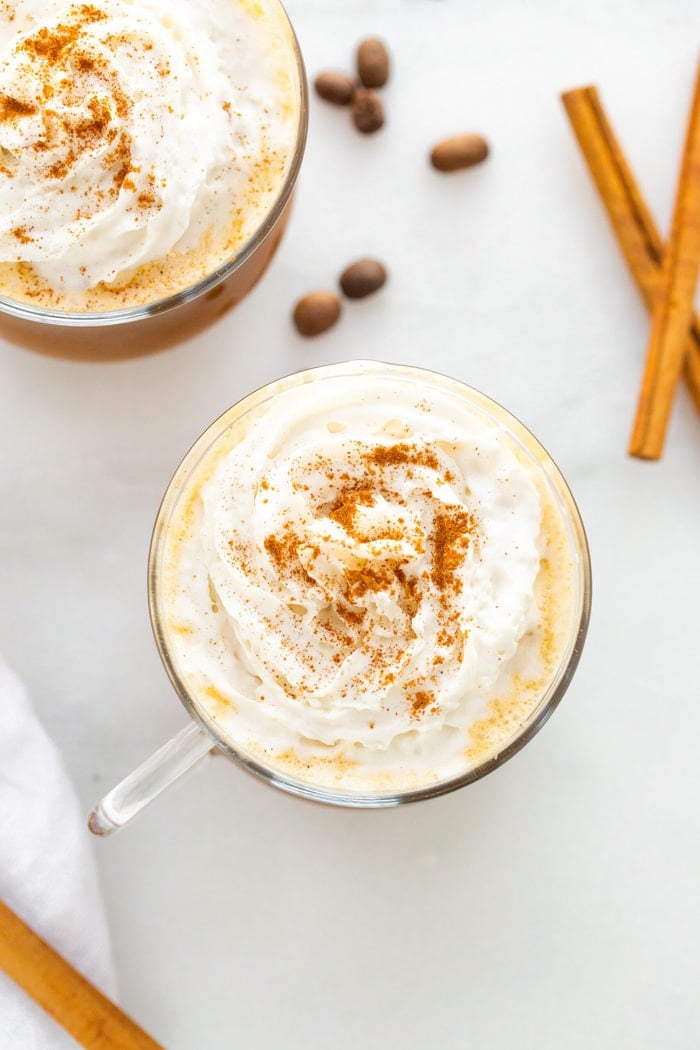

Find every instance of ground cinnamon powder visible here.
[0,4,158,220]
[0,95,37,119]
[431,506,473,596]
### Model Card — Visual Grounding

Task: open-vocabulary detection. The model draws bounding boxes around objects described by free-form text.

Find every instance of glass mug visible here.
[0,0,307,361]
[89,361,592,835]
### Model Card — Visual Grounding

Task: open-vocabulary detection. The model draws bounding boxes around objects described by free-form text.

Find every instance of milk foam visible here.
[0,0,299,305]
[162,364,577,793]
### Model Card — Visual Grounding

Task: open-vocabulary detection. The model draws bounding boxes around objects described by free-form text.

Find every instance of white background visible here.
[2,0,700,1046]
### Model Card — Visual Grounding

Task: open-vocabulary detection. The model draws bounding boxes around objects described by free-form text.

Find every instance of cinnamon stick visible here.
[0,899,163,1050]
[629,62,700,457]
[561,84,700,414]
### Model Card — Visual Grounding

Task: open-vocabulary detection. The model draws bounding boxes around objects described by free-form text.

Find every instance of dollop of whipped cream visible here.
[168,367,547,790]
[0,0,297,290]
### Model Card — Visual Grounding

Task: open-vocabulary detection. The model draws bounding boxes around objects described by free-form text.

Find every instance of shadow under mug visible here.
[0,0,307,362]
[89,361,592,836]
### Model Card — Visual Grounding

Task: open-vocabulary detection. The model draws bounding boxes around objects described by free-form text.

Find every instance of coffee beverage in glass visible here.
[90,361,591,833]
[0,0,307,358]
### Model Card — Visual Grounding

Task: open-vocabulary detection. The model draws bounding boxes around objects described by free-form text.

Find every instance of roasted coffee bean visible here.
[293,292,342,337]
[357,37,390,88]
[430,134,489,172]
[314,70,356,106]
[339,258,387,299]
[352,89,384,134]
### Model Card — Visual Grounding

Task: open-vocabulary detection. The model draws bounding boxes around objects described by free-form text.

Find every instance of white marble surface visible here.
[2,0,700,1046]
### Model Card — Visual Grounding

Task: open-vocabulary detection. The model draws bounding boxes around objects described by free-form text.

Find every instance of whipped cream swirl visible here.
[167,367,548,788]
[0,0,297,290]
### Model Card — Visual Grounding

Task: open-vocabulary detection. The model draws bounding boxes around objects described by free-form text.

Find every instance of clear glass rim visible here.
[148,360,592,809]
[0,0,308,329]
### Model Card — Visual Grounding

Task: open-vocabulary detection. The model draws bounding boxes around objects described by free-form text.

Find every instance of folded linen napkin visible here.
[0,656,116,1049]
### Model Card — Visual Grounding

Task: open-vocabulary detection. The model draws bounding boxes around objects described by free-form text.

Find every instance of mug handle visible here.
[88,721,214,836]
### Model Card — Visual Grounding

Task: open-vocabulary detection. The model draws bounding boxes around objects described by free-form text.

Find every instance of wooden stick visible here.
[0,900,163,1050]
[629,62,700,458]
[561,84,700,413]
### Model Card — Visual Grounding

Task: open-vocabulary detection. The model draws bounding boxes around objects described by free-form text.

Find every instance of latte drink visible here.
[151,362,589,798]
[0,0,303,325]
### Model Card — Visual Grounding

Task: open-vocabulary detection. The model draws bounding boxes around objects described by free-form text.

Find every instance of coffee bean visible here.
[430,134,489,172]
[357,38,390,89]
[339,259,387,299]
[293,292,342,337]
[352,89,384,134]
[314,70,356,106]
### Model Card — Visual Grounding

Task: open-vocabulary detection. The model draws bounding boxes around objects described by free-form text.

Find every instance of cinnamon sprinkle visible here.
[431,506,473,596]
[0,95,37,120]
[264,527,316,590]
[410,691,434,718]
[18,6,107,64]
[365,442,439,472]
[11,226,34,244]
[0,3,153,225]
[328,488,407,545]
[328,488,375,534]
[257,439,477,720]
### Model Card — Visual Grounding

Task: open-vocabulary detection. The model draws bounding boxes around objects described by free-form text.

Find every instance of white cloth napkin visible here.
[0,657,116,1049]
